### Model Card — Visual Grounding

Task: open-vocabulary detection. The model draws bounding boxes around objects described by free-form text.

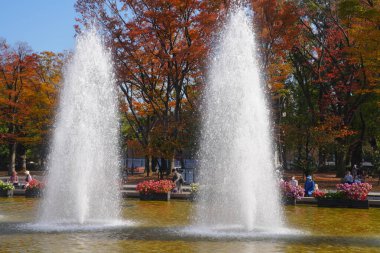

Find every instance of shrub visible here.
[315,191,347,200]
[0,181,15,191]
[190,183,199,193]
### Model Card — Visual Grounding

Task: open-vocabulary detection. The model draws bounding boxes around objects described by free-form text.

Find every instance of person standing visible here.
[304,175,315,197]
[172,169,185,193]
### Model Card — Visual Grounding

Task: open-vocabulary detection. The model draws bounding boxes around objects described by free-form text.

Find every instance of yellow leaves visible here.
[354,88,377,95]
[0,48,62,145]
[340,1,380,93]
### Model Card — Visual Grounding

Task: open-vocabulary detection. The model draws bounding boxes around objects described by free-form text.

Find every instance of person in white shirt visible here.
[289,176,298,187]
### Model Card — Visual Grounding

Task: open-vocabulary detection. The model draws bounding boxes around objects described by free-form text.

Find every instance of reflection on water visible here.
[0,198,380,252]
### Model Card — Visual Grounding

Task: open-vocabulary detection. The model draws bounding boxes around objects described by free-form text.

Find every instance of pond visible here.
[0,198,379,252]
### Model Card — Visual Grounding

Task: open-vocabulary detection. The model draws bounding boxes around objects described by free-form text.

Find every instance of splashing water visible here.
[38,28,121,226]
[194,7,283,231]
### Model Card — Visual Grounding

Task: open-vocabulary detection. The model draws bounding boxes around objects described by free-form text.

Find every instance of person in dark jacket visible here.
[304,175,315,197]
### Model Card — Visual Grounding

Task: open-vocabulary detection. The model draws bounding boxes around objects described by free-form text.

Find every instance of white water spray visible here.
[195,7,283,231]
[39,28,121,225]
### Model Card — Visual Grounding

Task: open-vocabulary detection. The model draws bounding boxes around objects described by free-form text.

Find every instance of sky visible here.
[0,0,77,52]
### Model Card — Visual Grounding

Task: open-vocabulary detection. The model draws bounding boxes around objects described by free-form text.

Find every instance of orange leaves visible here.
[76,0,225,158]
[251,0,298,95]
[271,82,285,92]
[0,43,62,146]
[311,115,357,146]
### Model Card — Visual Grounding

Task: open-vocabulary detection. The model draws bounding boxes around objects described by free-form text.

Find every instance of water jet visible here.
[38,28,121,226]
[195,6,282,231]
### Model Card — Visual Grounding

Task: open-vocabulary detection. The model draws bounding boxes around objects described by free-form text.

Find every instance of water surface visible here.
[1,198,379,252]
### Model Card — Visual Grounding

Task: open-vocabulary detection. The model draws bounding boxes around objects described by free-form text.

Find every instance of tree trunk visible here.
[148,155,152,175]
[170,154,175,172]
[335,149,346,177]
[350,141,362,169]
[351,112,366,167]
[22,155,27,171]
[8,142,17,175]
[297,144,302,163]
[161,158,168,178]
[281,143,288,170]
[180,158,185,170]
[318,147,325,170]
[145,155,150,177]
[305,132,310,175]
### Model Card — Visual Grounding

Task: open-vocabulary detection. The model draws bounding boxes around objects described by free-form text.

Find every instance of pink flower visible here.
[336,183,372,200]
[280,181,304,200]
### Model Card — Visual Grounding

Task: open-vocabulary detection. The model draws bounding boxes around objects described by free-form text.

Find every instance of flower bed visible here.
[336,183,372,201]
[315,183,372,209]
[0,181,14,197]
[136,180,175,201]
[280,181,304,205]
[25,179,44,198]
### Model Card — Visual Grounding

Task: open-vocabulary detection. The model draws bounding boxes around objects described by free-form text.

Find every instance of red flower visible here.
[313,190,326,198]
[136,180,175,194]
[26,179,45,190]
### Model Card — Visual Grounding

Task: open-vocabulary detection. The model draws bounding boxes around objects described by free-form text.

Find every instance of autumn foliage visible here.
[73,0,380,176]
[1,0,379,176]
[75,0,226,175]
[0,40,63,173]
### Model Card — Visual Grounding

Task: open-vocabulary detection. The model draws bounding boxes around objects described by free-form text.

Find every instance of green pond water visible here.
[0,197,380,252]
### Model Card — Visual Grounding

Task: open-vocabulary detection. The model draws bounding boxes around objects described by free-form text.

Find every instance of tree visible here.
[0,41,36,173]
[75,0,225,175]
[338,0,380,169]
[0,40,63,173]
[23,51,65,166]
[251,0,299,169]
[281,0,379,175]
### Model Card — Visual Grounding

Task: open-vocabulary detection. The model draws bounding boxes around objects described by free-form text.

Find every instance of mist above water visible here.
[39,28,121,225]
[195,7,283,231]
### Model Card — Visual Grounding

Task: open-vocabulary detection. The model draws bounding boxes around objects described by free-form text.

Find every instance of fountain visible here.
[38,28,121,226]
[0,5,378,253]
[194,6,283,231]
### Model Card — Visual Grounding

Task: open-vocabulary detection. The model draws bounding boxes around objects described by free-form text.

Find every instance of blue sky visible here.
[0,0,77,52]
